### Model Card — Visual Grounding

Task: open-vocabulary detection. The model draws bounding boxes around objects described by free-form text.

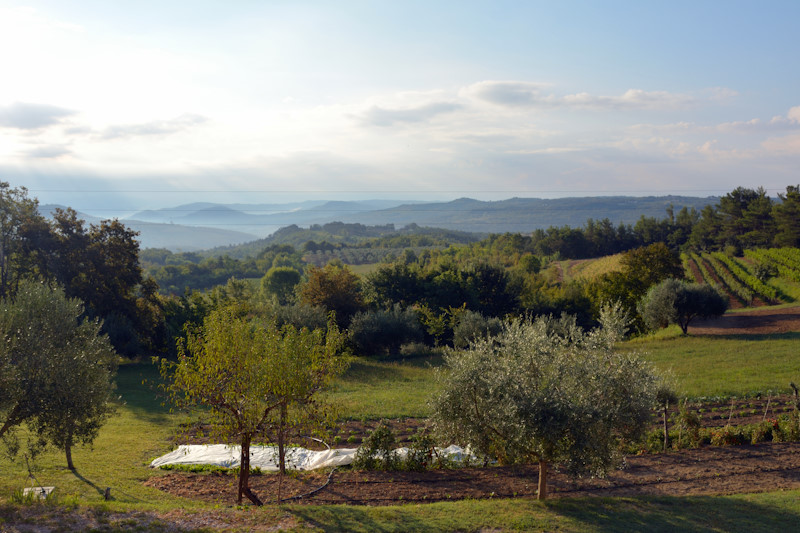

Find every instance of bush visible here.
[452,310,503,349]
[404,430,438,472]
[348,305,424,357]
[353,422,398,471]
[398,342,439,359]
[272,303,328,331]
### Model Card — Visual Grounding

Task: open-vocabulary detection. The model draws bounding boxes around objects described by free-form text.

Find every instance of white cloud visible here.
[0,102,75,130]
[24,144,72,159]
[358,102,463,127]
[98,114,208,140]
[463,81,694,110]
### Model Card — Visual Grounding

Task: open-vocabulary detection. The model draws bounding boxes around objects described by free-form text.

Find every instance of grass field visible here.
[3,317,800,531]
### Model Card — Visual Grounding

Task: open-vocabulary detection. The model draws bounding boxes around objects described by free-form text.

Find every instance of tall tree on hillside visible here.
[42,208,164,356]
[773,185,800,247]
[0,182,49,299]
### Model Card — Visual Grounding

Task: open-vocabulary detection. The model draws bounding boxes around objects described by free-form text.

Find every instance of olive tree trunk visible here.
[537,460,548,500]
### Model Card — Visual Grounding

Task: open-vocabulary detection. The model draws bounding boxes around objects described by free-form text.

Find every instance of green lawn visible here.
[625,330,800,398]
[328,355,443,419]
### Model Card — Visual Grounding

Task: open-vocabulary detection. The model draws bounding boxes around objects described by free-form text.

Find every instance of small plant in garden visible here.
[353,422,398,471]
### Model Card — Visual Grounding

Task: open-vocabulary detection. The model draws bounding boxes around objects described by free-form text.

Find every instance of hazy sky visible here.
[1,0,798,214]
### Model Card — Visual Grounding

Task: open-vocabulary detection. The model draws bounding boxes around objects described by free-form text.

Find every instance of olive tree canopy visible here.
[638,278,728,334]
[0,281,117,469]
[430,304,662,500]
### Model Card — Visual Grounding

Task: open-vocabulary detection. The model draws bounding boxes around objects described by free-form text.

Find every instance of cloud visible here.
[99,113,207,139]
[788,106,800,124]
[358,101,463,127]
[0,102,75,129]
[464,81,694,110]
[24,145,72,159]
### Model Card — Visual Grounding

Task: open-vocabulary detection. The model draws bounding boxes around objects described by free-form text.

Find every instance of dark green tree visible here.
[773,185,800,247]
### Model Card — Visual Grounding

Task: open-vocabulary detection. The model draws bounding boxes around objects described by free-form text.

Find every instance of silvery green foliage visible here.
[431,303,658,478]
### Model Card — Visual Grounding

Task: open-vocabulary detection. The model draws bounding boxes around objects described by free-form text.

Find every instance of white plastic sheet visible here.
[150,444,475,471]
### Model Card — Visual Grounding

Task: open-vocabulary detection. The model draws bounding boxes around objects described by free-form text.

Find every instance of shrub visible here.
[272,303,328,331]
[404,430,438,472]
[353,422,398,471]
[348,305,424,357]
[452,310,503,349]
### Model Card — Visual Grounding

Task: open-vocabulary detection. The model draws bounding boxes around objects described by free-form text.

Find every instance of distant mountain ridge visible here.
[41,195,718,252]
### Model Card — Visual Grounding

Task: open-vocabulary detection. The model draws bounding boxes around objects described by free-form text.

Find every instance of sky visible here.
[1,0,799,216]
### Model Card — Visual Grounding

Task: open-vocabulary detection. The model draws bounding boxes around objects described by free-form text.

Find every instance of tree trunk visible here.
[237,435,263,506]
[537,460,548,501]
[278,402,287,475]
[663,403,670,452]
[65,444,75,470]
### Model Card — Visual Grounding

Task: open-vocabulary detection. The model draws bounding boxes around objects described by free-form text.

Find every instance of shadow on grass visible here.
[288,494,800,533]
[546,494,800,533]
[706,331,800,342]
[70,468,106,498]
[115,362,171,422]
[289,505,435,533]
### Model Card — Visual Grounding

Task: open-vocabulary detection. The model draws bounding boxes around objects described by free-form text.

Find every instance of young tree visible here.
[163,306,346,505]
[0,281,117,468]
[638,278,728,334]
[431,304,662,500]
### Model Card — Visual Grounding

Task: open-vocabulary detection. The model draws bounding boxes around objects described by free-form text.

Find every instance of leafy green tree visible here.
[162,307,346,505]
[0,182,49,299]
[431,304,661,500]
[0,281,117,469]
[43,208,164,356]
[299,262,365,327]
[261,266,302,304]
[593,243,684,329]
[638,278,728,334]
[348,304,424,357]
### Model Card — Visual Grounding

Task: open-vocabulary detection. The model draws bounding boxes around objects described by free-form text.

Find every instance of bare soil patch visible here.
[690,305,800,335]
[145,442,800,505]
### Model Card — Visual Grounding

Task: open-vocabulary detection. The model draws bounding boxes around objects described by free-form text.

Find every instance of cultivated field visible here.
[2,307,800,531]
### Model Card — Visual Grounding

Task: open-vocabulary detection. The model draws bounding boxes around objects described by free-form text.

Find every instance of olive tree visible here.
[0,281,117,469]
[162,306,346,505]
[431,304,662,500]
[638,278,728,334]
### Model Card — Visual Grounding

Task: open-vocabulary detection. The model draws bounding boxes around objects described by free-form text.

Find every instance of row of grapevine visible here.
[700,253,754,305]
[687,252,722,290]
[771,247,800,269]
[711,252,778,303]
[744,249,800,283]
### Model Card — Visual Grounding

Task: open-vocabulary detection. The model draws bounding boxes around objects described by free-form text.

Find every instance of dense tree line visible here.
[142,244,304,295]
[0,183,164,356]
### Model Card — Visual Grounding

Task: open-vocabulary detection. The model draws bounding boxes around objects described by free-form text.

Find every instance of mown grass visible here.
[3,490,800,532]
[0,362,194,509]
[328,355,443,419]
[289,491,800,533]
[624,329,800,398]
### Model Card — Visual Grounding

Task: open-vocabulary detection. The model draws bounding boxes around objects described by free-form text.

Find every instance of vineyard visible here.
[683,247,800,308]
